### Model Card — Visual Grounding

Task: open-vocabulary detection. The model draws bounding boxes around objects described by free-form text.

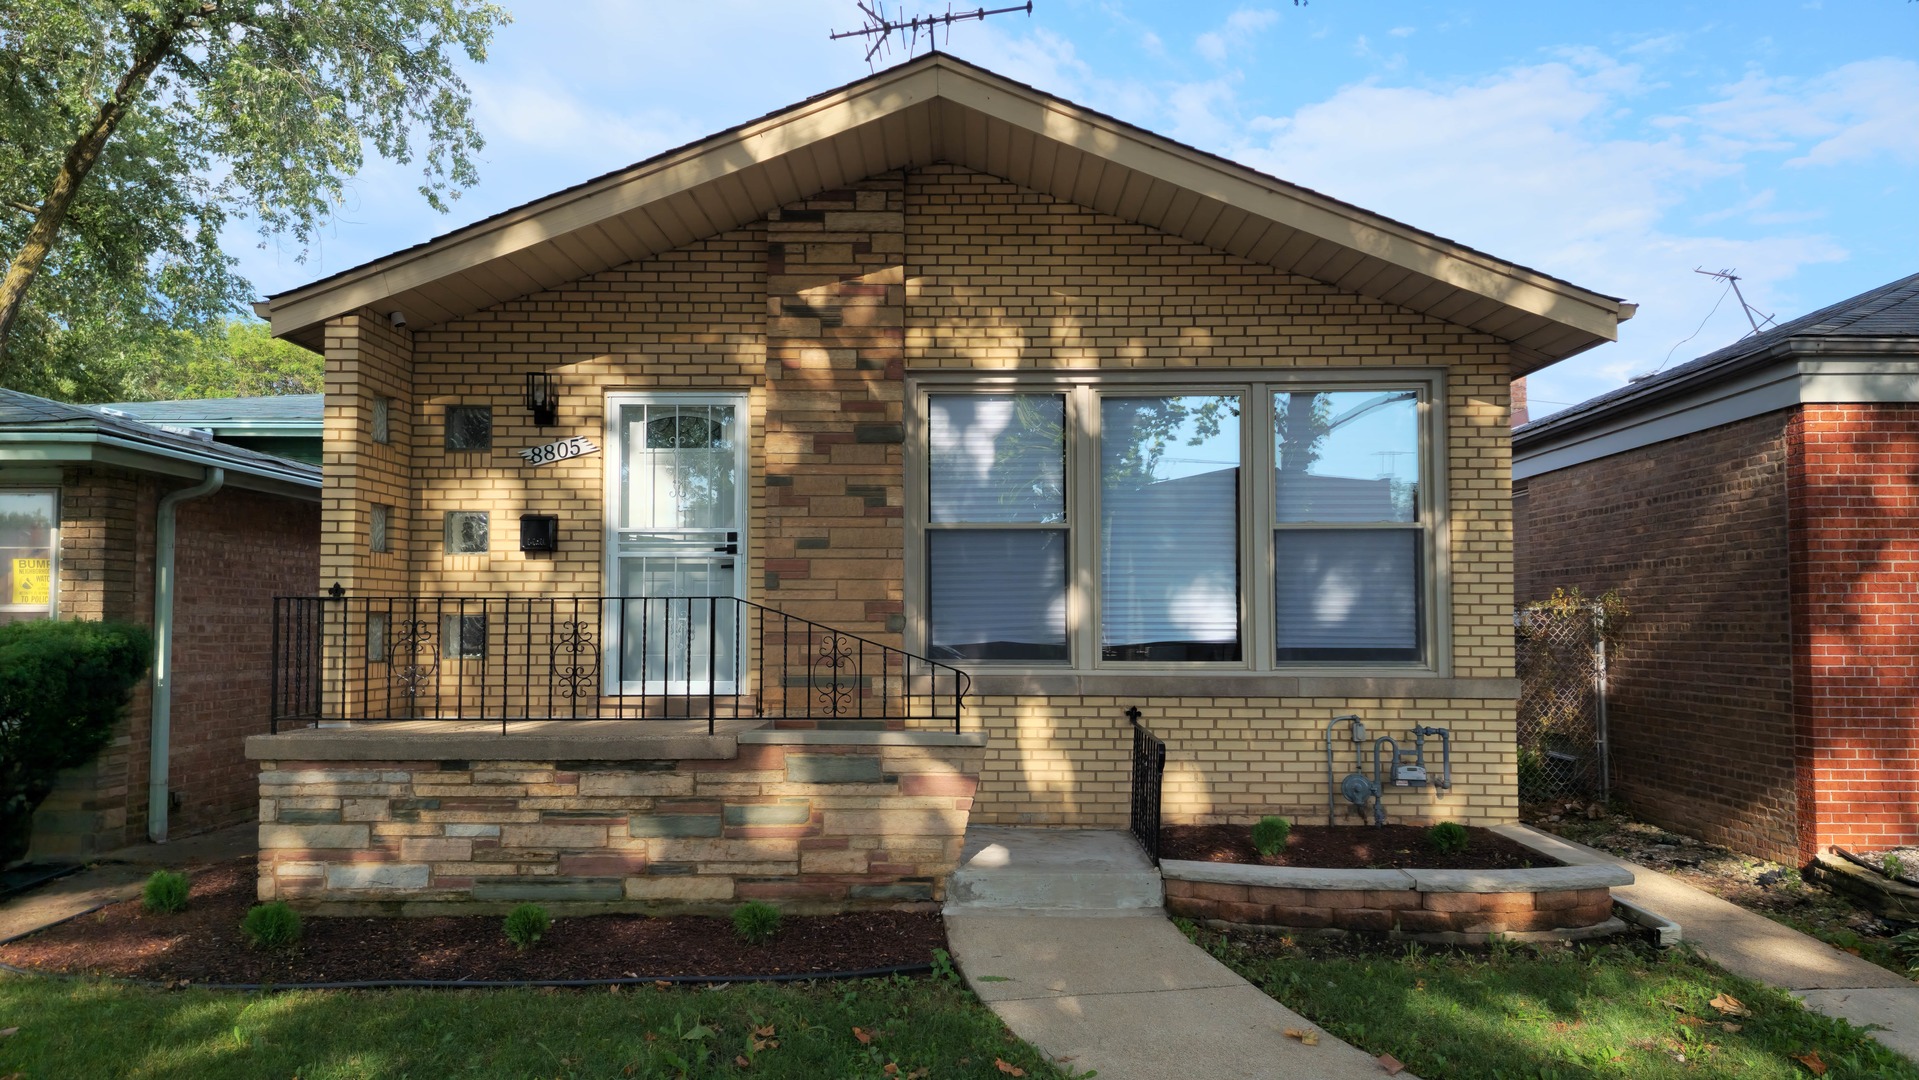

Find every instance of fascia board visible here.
[0,432,319,498]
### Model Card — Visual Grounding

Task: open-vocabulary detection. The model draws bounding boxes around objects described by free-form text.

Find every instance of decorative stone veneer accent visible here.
[1161,859,1631,941]
[248,728,985,914]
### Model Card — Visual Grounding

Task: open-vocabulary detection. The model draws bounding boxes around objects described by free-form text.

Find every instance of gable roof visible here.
[0,389,319,497]
[1517,271,1919,443]
[259,52,1631,376]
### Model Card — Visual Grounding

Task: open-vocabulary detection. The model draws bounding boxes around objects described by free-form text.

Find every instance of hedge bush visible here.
[0,619,152,865]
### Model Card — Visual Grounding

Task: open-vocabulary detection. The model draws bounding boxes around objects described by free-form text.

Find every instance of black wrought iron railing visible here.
[1127,705,1167,865]
[270,595,970,735]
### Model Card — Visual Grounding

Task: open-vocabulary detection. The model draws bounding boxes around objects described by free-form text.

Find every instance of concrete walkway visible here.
[0,823,253,944]
[943,828,1414,1080]
[1502,824,1919,1063]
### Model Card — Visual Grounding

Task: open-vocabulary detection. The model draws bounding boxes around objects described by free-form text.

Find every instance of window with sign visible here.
[0,490,57,625]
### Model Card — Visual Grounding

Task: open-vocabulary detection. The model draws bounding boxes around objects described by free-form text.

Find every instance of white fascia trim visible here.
[1515,351,1919,480]
[0,432,320,498]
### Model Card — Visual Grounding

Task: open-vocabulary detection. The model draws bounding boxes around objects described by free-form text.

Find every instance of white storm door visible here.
[605,394,748,694]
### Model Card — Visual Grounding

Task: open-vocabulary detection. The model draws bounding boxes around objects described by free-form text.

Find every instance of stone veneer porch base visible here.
[1161,853,1635,945]
[245,721,987,916]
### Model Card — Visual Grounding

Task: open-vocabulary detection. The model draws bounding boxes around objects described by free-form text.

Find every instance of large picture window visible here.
[914,375,1439,671]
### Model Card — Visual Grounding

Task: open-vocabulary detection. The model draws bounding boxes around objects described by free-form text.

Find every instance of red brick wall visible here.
[1787,404,1919,859]
[29,470,317,857]
[165,487,320,835]
[1517,411,1799,862]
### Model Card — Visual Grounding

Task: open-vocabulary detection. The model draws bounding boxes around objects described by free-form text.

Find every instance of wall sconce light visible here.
[525,371,558,427]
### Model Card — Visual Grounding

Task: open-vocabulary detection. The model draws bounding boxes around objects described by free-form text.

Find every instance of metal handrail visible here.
[269,594,970,735]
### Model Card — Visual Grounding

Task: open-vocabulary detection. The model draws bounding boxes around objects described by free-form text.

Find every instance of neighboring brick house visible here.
[0,389,319,858]
[254,54,1631,832]
[1514,272,1919,865]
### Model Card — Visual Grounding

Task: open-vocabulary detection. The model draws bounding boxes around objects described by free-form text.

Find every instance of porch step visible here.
[944,826,1164,916]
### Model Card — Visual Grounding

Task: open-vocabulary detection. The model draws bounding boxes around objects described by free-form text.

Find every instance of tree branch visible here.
[0,2,216,356]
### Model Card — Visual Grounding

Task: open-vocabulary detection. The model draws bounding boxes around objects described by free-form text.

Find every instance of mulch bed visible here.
[1159,823,1561,871]
[0,858,946,985]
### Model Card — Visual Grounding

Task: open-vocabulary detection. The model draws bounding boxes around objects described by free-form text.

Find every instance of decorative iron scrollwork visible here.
[552,620,599,699]
[811,633,857,716]
[391,618,437,698]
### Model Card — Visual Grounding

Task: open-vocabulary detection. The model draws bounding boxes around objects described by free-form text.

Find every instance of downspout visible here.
[148,467,225,843]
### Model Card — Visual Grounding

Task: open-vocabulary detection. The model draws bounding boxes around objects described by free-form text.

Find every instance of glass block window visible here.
[372,396,391,444]
[445,405,492,451]
[444,511,489,554]
[442,613,486,659]
[370,503,391,553]
[367,613,387,663]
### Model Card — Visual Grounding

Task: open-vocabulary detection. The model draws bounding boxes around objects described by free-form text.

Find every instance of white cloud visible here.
[1197,8,1281,64]
[1388,26,1416,39]
[1690,58,1919,167]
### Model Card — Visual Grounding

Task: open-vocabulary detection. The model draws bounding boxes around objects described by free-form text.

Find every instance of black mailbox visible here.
[519,514,559,552]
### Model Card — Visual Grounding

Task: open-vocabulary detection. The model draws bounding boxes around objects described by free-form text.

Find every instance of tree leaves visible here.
[0,0,510,390]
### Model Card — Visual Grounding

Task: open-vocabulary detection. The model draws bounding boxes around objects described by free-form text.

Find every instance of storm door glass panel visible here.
[0,491,56,625]
[617,557,739,692]
[622,403,738,533]
[1098,395,1241,662]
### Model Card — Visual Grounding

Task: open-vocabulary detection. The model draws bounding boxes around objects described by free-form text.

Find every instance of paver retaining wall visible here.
[246,727,985,915]
[1162,860,1631,942]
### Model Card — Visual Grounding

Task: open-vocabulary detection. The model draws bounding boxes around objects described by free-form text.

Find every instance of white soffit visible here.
[263,55,1628,373]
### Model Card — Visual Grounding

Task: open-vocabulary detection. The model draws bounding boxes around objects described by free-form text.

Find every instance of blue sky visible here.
[234,1,1918,420]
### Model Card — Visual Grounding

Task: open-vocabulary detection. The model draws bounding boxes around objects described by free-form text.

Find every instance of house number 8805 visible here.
[518,436,599,467]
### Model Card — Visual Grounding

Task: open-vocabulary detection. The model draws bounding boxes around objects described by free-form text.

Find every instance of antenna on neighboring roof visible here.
[831,2,1034,68]
[1693,267,1778,338]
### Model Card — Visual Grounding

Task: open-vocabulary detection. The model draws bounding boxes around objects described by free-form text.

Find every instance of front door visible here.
[605,394,747,694]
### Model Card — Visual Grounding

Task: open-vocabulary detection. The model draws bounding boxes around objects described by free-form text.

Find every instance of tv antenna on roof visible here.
[1694,267,1779,338]
[831,2,1034,68]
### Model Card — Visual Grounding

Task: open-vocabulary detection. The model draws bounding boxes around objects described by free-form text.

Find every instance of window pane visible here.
[441,614,487,659]
[928,530,1068,661]
[445,406,492,451]
[372,396,391,445]
[444,511,489,554]
[370,504,390,553]
[0,491,55,623]
[1274,390,1419,523]
[929,394,1065,523]
[1274,530,1420,661]
[1099,395,1241,661]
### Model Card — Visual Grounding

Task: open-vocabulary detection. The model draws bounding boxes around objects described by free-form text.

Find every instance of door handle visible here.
[713,542,738,554]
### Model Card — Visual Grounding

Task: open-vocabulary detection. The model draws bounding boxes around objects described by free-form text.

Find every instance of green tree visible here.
[0,0,510,394]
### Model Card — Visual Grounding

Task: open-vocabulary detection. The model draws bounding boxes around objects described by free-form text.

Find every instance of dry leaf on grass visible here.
[1794,1050,1829,1076]
[1709,992,1751,1017]
[883,1064,898,1076]
[853,1027,873,1045]
[994,1059,1026,1076]
[1283,1028,1321,1046]
[754,1025,775,1037]
[0,1029,15,1038]
[1377,1052,1406,1075]
[735,1056,750,1068]
[1721,1022,1744,1034]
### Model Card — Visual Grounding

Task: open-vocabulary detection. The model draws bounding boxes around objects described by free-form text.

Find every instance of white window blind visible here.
[1274,528,1420,659]
[929,395,1064,523]
[928,531,1069,660]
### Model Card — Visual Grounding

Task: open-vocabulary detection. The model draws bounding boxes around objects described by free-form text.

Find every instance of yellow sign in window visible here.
[11,558,49,606]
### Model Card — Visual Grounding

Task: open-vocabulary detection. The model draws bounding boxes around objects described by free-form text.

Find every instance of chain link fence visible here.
[1515,603,1609,802]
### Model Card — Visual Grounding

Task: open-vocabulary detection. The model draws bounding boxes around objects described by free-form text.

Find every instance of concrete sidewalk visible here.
[0,822,253,944]
[1501,824,1919,1063]
[946,913,1415,1080]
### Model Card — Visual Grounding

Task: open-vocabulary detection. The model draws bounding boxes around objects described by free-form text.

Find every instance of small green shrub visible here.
[1891,928,1919,972]
[140,870,190,914]
[732,901,782,945]
[241,901,303,951]
[1251,816,1291,857]
[504,903,551,950]
[1880,852,1907,880]
[0,619,153,865]
[1427,821,1470,855]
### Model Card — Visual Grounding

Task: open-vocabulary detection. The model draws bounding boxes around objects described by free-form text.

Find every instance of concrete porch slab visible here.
[246,717,768,761]
[944,827,1162,914]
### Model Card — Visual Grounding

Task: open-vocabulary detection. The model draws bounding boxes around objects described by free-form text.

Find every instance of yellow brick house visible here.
[254,53,1631,861]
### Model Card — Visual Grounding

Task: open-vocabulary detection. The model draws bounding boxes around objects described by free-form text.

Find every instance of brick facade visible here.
[1518,403,1919,863]
[316,164,1521,829]
[28,470,318,857]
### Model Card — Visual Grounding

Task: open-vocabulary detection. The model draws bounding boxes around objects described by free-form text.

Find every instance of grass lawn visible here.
[0,967,1071,1079]
[1189,924,1917,1080]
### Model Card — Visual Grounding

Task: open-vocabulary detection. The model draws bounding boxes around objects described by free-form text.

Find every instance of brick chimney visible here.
[1511,376,1530,428]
